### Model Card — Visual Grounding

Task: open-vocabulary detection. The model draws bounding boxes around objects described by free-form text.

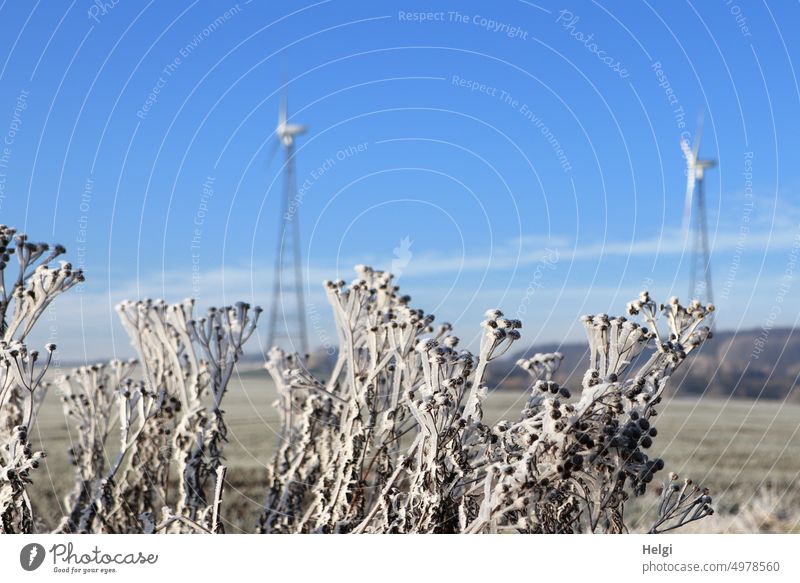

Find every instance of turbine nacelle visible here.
[276,122,306,147]
[693,158,716,181]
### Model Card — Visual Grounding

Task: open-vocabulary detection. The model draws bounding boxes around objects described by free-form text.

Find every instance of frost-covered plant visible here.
[52,299,261,533]
[0,225,82,533]
[53,359,157,533]
[650,472,714,533]
[0,225,715,534]
[258,267,714,533]
[258,265,518,533]
[463,292,714,533]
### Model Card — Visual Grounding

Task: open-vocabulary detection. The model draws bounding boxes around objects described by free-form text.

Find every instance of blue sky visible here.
[0,0,798,361]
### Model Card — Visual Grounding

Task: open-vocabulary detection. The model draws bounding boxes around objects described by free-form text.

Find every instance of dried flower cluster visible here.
[0,223,715,534]
[259,267,714,533]
[0,225,83,533]
[54,299,261,533]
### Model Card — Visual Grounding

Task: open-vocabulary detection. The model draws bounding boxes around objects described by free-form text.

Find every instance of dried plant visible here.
[53,359,158,533]
[0,222,716,534]
[257,268,714,533]
[649,472,714,533]
[0,224,83,533]
[46,299,260,533]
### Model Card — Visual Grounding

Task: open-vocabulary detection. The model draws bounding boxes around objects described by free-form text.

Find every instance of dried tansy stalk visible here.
[257,267,714,534]
[1,224,83,533]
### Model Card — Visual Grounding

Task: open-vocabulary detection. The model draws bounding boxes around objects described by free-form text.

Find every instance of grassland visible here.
[27,369,800,533]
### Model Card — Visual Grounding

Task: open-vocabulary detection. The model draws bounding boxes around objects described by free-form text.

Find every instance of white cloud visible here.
[24,194,800,362]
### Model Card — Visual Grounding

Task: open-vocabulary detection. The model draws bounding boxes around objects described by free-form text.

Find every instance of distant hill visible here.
[486,327,800,401]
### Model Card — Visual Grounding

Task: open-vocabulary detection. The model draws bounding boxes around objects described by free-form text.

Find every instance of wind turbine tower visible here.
[680,119,717,307]
[265,88,309,355]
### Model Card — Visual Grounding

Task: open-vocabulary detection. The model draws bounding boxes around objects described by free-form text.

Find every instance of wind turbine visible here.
[265,86,309,355]
[680,116,716,307]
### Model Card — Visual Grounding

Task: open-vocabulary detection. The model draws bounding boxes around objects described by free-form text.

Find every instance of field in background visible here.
[28,369,800,533]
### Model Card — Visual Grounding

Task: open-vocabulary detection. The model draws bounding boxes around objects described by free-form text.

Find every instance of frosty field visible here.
[28,370,800,533]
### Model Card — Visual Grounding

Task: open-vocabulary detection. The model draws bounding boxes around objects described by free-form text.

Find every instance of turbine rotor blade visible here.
[279,85,287,127]
[692,112,704,159]
[264,137,281,168]
[680,138,696,237]
[680,136,694,166]
[682,172,695,236]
